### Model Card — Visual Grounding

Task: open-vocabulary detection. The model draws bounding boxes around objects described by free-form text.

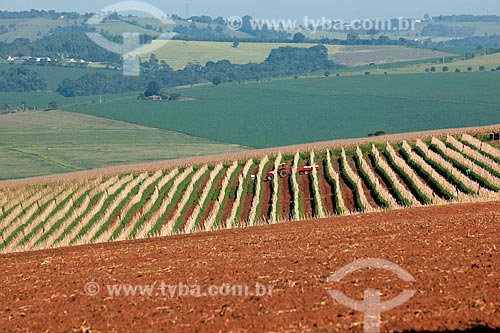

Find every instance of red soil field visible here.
[198,169,228,231]
[1,201,499,333]
[348,154,379,208]
[279,172,292,221]
[237,165,259,225]
[259,163,273,223]
[178,171,211,231]
[317,160,335,214]
[333,155,357,212]
[297,158,315,217]
[218,169,241,225]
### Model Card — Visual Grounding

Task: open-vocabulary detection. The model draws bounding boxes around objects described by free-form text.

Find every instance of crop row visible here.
[1,135,500,253]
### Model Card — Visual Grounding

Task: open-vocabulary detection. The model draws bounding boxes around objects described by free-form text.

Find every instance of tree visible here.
[212,76,222,86]
[232,39,240,48]
[347,32,360,44]
[467,66,473,72]
[144,80,161,97]
[367,29,379,40]
[292,32,306,43]
[160,88,181,101]
[455,68,461,72]
[240,15,254,35]
[442,66,449,72]
[55,45,341,97]
[0,67,47,92]
[47,102,58,110]
[377,35,390,44]
[479,65,486,71]
[430,66,436,72]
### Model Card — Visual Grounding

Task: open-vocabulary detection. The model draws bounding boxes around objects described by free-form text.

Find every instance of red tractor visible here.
[265,163,320,181]
[266,163,289,181]
[296,165,320,174]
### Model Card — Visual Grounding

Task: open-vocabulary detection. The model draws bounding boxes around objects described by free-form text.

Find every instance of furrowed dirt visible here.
[317,160,335,215]
[1,201,499,333]
[236,165,258,225]
[335,156,357,212]
[279,172,292,221]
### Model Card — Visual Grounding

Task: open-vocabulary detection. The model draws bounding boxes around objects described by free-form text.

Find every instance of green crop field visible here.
[383,53,500,74]
[335,53,500,76]
[0,18,80,42]
[130,41,452,69]
[0,91,139,113]
[67,72,500,148]
[0,111,245,180]
[332,45,452,67]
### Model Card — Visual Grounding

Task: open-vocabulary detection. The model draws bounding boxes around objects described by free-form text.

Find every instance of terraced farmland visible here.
[1,134,500,254]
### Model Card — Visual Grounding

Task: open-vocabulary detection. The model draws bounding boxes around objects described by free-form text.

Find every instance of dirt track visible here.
[1,201,499,332]
[1,124,500,189]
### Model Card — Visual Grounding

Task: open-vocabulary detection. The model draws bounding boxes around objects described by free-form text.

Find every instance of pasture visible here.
[67,72,500,148]
[0,111,244,180]
[0,91,139,114]
[0,17,79,42]
[386,52,500,74]
[130,41,452,69]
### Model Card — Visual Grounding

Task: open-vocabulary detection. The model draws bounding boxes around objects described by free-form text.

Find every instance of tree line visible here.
[0,9,83,20]
[0,32,121,64]
[0,67,47,92]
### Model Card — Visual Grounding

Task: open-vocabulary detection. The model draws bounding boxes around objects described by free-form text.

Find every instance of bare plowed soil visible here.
[1,201,499,333]
[317,160,335,214]
[279,175,292,221]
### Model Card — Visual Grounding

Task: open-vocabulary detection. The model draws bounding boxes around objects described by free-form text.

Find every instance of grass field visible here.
[0,91,140,113]
[0,111,245,180]
[0,18,80,42]
[130,41,453,69]
[384,53,500,74]
[332,53,500,76]
[333,45,452,67]
[66,72,500,148]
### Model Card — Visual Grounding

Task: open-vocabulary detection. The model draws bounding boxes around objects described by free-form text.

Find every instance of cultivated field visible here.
[384,52,500,74]
[68,72,500,148]
[1,131,500,254]
[0,17,80,42]
[0,111,245,180]
[1,201,499,332]
[130,41,452,69]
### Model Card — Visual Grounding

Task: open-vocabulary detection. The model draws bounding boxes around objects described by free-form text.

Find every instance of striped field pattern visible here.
[1,135,500,253]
